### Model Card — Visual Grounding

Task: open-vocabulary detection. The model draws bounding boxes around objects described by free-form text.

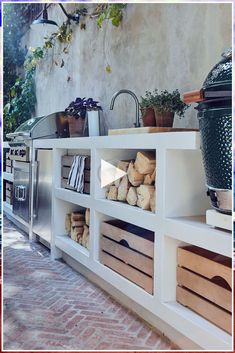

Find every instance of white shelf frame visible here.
[4,132,233,350]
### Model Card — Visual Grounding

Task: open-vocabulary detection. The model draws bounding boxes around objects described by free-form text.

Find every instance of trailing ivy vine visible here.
[95,4,127,28]
[4,3,127,138]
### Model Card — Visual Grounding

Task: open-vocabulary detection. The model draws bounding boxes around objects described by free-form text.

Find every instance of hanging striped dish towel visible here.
[67,155,87,193]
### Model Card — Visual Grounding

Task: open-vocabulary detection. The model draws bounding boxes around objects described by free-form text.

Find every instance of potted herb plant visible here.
[65,97,102,137]
[139,91,156,127]
[140,89,188,127]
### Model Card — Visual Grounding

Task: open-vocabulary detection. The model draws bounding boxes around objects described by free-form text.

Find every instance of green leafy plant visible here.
[3,46,46,136]
[140,89,189,117]
[4,3,128,138]
[44,21,73,49]
[95,4,127,28]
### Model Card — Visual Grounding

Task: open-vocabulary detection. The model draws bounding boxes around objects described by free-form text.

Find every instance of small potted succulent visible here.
[65,97,102,137]
[140,89,188,127]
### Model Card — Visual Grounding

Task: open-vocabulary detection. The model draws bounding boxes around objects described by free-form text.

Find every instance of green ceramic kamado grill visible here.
[184,48,232,214]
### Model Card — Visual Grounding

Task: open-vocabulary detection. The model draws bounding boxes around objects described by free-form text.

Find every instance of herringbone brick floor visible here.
[3,216,177,350]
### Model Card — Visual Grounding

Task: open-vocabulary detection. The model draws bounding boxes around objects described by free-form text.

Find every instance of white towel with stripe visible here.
[67,155,86,193]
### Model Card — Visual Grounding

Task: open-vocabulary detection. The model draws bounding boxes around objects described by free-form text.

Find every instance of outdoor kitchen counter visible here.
[3,133,232,350]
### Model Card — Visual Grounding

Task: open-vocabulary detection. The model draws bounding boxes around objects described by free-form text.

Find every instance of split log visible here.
[107,186,118,200]
[135,151,156,174]
[127,161,144,186]
[71,212,85,222]
[85,236,89,249]
[71,220,85,228]
[144,169,156,185]
[126,186,137,206]
[82,225,89,248]
[114,160,131,187]
[117,176,130,201]
[65,213,71,234]
[71,226,84,242]
[150,190,156,212]
[85,208,90,226]
[137,185,155,210]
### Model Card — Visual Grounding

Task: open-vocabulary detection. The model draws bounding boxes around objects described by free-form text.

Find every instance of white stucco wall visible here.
[24,3,232,134]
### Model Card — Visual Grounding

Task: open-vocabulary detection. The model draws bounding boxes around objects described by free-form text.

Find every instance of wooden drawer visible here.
[177,246,232,334]
[100,220,154,294]
[62,155,90,169]
[61,155,91,194]
[62,166,90,182]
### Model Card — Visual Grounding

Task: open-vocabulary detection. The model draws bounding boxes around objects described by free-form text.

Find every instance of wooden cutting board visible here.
[108,127,199,135]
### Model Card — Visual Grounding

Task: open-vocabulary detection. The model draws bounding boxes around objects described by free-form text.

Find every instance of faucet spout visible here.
[110,89,140,128]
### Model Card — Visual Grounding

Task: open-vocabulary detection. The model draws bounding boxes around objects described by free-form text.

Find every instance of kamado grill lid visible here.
[183,48,232,104]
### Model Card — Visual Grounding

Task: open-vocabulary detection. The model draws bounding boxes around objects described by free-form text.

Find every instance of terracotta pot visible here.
[154,109,174,127]
[141,108,156,127]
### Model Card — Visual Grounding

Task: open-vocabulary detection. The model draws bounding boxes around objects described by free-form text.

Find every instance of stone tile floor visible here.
[3,216,177,351]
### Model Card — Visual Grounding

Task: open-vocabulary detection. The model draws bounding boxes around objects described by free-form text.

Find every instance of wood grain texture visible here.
[176,286,231,334]
[101,235,153,276]
[108,127,199,135]
[100,251,153,294]
[101,222,154,258]
[177,267,232,312]
[177,247,232,288]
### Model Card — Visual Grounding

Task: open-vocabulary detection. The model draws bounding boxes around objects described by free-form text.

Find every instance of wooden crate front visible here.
[100,220,154,294]
[61,155,90,194]
[177,246,232,334]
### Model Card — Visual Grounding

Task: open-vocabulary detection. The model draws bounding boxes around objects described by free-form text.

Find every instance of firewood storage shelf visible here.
[4,133,232,350]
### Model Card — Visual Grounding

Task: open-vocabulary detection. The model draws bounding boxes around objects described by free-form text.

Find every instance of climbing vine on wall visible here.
[4,3,127,137]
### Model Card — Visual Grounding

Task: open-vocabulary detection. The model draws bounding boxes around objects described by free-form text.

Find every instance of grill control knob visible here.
[20,149,26,157]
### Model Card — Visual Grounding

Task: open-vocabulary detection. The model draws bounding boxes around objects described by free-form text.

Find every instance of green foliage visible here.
[4,3,128,138]
[3,4,35,138]
[3,46,46,137]
[4,18,73,138]
[96,4,127,28]
[44,21,73,49]
[140,89,189,117]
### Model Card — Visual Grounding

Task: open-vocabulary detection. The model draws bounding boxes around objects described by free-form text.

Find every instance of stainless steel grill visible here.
[6,113,61,241]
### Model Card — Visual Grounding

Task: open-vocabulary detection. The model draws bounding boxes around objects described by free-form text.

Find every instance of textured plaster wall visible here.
[25,3,231,133]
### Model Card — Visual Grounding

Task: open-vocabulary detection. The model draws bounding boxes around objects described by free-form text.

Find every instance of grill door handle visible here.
[14,186,19,200]
[17,185,27,201]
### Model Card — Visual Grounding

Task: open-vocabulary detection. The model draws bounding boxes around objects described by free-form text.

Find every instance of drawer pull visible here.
[119,239,129,248]
[211,276,231,290]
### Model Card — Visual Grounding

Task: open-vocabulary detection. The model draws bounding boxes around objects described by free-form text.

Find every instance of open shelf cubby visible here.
[53,198,90,257]
[97,212,155,295]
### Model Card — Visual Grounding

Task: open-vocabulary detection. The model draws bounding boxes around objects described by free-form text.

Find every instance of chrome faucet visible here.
[110,89,140,128]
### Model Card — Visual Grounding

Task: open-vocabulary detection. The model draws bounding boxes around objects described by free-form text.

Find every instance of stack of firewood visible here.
[65,208,90,248]
[106,151,156,212]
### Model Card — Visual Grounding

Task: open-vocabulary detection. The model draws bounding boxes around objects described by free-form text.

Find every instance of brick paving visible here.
[3,216,177,350]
